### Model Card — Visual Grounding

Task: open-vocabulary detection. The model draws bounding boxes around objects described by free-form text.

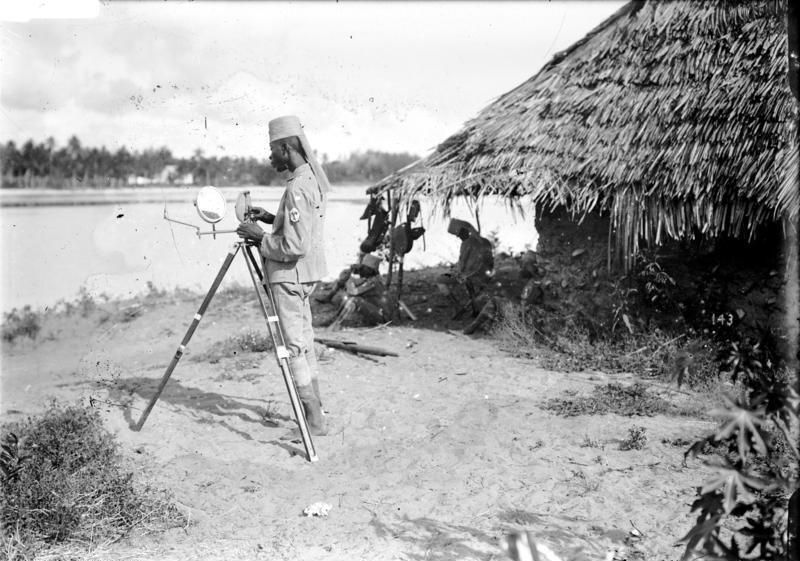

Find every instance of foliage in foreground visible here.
[679,340,799,561]
[0,402,185,559]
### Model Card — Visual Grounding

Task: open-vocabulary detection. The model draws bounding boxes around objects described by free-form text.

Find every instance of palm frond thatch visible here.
[369,0,799,258]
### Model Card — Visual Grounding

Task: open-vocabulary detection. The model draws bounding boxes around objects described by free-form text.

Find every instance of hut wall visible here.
[533,206,784,347]
[535,207,611,267]
[531,208,618,339]
[657,225,785,348]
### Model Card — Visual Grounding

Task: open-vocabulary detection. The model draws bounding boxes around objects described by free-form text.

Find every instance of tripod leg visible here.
[244,243,264,283]
[396,257,404,319]
[242,244,318,462]
[132,244,240,431]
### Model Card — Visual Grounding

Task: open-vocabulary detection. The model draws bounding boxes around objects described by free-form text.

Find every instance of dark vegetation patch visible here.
[1,306,41,343]
[542,382,673,417]
[485,210,787,396]
[1,402,185,560]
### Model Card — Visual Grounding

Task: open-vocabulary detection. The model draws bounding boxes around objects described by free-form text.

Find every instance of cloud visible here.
[77,77,147,114]
[1,0,101,23]
[1,1,626,158]
[2,78,53,111]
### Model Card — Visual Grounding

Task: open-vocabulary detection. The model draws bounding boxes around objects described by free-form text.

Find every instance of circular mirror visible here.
[234,191,250,223]
[195,186,226,224]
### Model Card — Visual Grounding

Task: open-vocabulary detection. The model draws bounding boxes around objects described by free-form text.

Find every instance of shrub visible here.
[633,252,677,316]
[1,306,41,342]
[679,337,799,561]
[619,426,648,451]
[0,402,184,558]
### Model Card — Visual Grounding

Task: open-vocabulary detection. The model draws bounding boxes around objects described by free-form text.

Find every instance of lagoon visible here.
[0,185,538,313]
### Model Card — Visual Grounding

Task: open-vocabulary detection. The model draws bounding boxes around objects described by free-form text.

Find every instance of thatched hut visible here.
[370,0,798,364]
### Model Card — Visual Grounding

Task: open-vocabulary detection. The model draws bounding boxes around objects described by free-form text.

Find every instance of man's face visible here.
[269,141,289,172]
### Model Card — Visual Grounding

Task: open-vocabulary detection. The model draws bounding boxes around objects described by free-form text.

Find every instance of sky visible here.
[0,0,625,161]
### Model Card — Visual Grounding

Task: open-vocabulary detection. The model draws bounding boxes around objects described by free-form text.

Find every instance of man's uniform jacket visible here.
[260,163,327,284]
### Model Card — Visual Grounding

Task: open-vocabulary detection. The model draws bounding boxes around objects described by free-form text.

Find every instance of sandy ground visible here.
[0,288,718,561]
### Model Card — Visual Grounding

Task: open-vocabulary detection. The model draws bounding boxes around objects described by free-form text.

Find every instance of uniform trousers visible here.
[269,281,319,386]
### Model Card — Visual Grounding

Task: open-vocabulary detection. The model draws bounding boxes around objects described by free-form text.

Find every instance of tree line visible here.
[0,136,419,188]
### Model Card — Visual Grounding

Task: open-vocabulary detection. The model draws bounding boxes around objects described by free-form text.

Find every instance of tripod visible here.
[131,241,318,463]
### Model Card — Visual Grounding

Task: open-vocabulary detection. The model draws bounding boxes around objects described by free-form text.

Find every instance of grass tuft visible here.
[0,401,185,559]
[619,426,648,451]
[191,328,274,364]
[494,303,719,389]
[543,382,672,417]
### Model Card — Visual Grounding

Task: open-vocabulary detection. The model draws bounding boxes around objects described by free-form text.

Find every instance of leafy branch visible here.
[679,338,799,561]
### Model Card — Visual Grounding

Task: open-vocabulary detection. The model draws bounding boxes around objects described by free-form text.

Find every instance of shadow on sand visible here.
[101,376,314,458]
[96,375,291,431]
[366,508,621,561]
[368,513,499,561]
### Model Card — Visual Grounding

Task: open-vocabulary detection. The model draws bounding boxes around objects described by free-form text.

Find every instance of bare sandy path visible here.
[1,296,716,560]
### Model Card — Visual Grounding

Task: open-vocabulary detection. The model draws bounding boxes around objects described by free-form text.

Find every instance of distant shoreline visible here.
[0,184,371,207]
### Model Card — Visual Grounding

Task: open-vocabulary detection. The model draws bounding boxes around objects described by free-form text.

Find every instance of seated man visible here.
[519,249,545,308]
[465,250,547,335]
[315,250,389,304]
[328,254,397,330]
[437,218,495,317]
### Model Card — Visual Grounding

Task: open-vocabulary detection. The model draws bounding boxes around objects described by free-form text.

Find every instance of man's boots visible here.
[280,384,327,440]
[311,378,324,414]
[281,355,328,440]
[297,384,327,436]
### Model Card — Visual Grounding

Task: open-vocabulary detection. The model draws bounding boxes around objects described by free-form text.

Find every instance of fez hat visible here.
[447,218,477,237]
[360,253,382,272]
[267,115,331,193]
[268,115,303,142]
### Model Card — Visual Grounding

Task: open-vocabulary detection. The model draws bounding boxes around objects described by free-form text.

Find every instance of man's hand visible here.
[237,222,265,243]
[248,206,275,224]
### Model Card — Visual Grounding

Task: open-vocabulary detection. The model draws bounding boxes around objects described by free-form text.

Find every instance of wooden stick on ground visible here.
[314,337,399,357]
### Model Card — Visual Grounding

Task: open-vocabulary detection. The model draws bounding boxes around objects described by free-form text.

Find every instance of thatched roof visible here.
[369,0,799,258]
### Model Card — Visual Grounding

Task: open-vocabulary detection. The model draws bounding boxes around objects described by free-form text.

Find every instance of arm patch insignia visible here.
[289,208,301,223]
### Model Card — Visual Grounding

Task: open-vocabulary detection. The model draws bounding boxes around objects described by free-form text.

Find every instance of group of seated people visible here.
[317,193,545,332]
[317,192,503,331]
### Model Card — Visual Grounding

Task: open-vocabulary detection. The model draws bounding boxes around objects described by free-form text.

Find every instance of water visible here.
[0,186,538,313]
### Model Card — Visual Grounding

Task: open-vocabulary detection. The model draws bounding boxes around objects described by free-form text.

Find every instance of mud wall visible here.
[532,206,783,344]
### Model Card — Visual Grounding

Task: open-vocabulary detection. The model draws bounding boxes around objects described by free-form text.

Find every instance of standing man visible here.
[236,115,330,437]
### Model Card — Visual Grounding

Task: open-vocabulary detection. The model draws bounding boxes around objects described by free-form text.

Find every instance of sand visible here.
[0,290,718,561]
